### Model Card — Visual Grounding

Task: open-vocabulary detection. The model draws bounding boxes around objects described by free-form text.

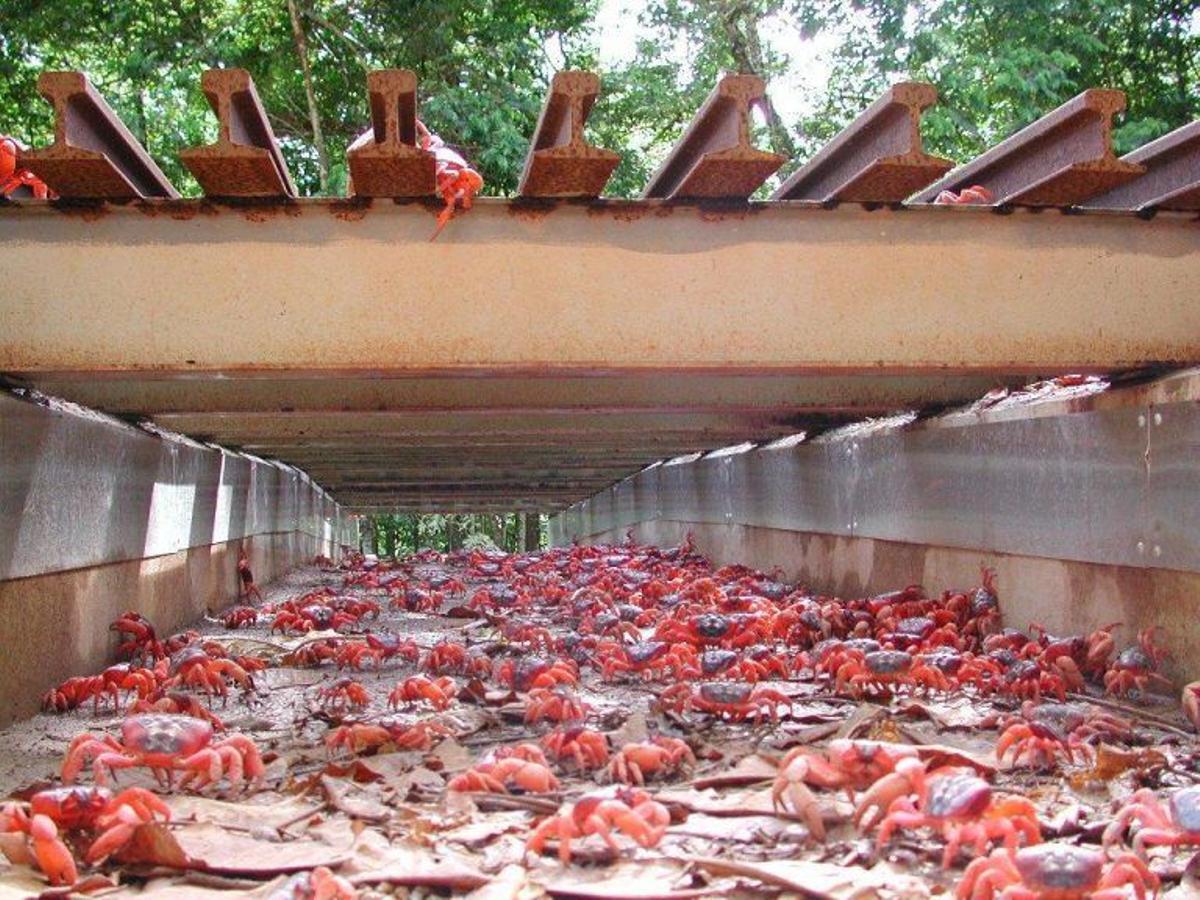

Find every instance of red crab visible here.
[42,665,159,714]
[1103,785,1200,857]
[162,646,253,700]
[934,184,994,205]
[541,727,609,770]
[62,714,264,795]
[772,740,920,840]
[608,737,695,786]
[1105,627,1171,696]
[417,118,483,240]
[326,719,451,756]
[958,844,1157,900]
[497,656,578,692]
[336,633,421,670]
[220,606,259,629]
[863,759,1041,867]
[525,688,591,724]
[316,678,371,713]
[0,136,52,199]
[654,612,763,649]
[658,682,790,723]
[274,866,358,899]
[834,650,950,697]
[999,659,1068,703]
[423,642,490,677]
[0,786,169,886]
[995,701,1132,769]
[110,612,165,662]
[286,637,343,668]
[690,648,781,682]
[129,691,226,731]
[598,641,694,681]
[526,788,671,863]
[447,758,560,793]
[388,676,457,711]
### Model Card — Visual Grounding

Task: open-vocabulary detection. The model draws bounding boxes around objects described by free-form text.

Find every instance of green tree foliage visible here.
[791,0,1200,160]
[364,513,541,557]
[0,0,593,195]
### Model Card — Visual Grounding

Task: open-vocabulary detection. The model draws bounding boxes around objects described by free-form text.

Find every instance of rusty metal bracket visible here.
[518,71,620,197]
[1084,120,1200,212]
[346,69,436,198]
[20,71,178,200]
[179,69,295,198]
[641,74,785,200]
[771,82,952,203]
[912,89,1144,206]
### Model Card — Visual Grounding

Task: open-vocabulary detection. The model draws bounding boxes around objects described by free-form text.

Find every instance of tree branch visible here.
[285,0,330,192]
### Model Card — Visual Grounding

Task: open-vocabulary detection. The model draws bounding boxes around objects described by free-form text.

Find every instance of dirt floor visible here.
[0,542,1196,899]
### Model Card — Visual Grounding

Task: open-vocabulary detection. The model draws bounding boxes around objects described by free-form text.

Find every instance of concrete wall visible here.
[0,389,351,724]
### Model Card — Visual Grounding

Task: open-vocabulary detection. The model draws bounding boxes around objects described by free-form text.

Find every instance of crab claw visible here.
[853,758,927,831]
[772,775,825,840]
[1183,682,1200,732]
[30,814,78,886]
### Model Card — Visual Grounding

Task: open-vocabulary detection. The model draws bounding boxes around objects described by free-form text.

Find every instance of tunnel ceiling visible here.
[2,69,1199,513]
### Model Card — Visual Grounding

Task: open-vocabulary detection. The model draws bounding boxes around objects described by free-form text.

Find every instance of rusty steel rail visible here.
[519,71,620,197]
[1085,120,1200,212]
[772,82,952,203]
[642,74,785,199]
[20,72,178,200]
[912,89,1144,206]
[347,69,436,197]
[179,69,296,198]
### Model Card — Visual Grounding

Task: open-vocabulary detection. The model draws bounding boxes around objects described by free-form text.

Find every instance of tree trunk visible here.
[446,515,459,551]
[523,513,540,551]
[714,0,797,160]
[285,0,330,192]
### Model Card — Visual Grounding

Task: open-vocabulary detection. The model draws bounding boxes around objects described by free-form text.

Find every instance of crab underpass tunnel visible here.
[0,66,1199,897]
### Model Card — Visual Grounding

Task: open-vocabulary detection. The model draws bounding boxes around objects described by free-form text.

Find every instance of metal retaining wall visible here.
[550,372,1200,681]
[0,388,354,723]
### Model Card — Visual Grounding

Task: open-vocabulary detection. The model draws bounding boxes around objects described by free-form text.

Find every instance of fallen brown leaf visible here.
[689,856,931,899]
[690,752,776,790]
[322,774,390,822]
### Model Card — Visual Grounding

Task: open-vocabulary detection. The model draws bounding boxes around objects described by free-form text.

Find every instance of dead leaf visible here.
[670,812,799,843]
[608,711,650,747]
[898,698,990,730]
[466,863,528,900]
[432,736,474,771]
[689,856,930,900]
[538,859,711,899]
[691,752,776,790]
[344,829,488,890]
[167,794,320,832]
[443,811,531,848]
[119,822,349,876]
[113,821,191,869]
[322,775,390,822]
[1069,744,1168,790]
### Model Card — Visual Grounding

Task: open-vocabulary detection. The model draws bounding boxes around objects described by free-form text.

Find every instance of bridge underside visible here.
[2,199,1198,512]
